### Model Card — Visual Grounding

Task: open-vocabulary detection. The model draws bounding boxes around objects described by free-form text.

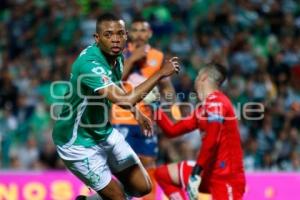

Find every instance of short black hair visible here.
[131,15,147,24]
[96,13,121,32]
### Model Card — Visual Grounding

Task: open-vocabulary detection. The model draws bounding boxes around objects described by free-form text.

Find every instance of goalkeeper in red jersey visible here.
[154,63,245,200]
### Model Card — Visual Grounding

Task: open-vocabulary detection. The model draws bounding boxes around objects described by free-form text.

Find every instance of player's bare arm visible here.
[158,77,176,102]
[158,56,178,102]
[156,108,198,137]
[133,106,154,137]
[98,57,180,108]
[122,45,150,80]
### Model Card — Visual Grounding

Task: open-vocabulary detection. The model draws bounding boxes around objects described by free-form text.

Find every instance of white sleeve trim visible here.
[93,82,115,92]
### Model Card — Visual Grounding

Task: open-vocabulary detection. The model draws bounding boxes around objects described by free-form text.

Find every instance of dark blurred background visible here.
[0,0,300,172]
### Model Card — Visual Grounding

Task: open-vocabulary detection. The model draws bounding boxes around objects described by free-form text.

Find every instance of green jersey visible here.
[52,44,123,147]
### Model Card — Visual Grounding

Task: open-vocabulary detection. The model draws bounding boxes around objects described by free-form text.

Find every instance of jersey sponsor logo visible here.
[92,66,112,76]
[101,74,111,84]
[206,102,223,116]
[147,59,157,67]
[207,113,224,123]
[207,102,221,108]
[92,66,105,75]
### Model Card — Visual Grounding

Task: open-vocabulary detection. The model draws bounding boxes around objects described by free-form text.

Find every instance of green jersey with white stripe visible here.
[52,44,123,147]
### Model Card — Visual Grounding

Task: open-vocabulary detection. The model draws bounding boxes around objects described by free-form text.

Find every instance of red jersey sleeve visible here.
[196,95,226,168]
[156,108,198,138]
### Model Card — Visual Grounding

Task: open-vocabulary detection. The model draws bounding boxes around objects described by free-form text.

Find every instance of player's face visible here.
[195,72,207,101]
[94,20,127,56]
[129,22,152,47]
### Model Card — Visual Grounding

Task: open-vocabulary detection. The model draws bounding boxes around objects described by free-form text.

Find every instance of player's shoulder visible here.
[206,91,223,103]
[204,91,228,110]
[148,47,164,58]
[85,61,110,74]
[149,47,163,54]
[78,44,105,63]
[77,48,106,71]
[78,44,96,58]
[207,90,230,102]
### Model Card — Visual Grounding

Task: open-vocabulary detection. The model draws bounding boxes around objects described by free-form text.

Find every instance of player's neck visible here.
[107,56,117,67]
[102,51,118,67]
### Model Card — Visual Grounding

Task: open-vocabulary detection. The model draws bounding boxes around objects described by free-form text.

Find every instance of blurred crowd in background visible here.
[0,0,300,172]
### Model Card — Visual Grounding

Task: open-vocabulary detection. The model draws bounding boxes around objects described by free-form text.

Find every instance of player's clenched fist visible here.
[159,57,180,77]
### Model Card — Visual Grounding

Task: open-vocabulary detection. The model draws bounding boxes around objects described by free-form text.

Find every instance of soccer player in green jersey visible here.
[52,13,180,200]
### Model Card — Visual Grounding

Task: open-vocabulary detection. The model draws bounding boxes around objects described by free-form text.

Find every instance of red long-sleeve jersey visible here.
[157,90,245,182]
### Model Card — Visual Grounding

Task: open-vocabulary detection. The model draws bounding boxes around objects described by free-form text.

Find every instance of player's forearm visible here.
[130,105,142,119]
[114,71,163,107]
[196,122,221,166]
[103,57,179,108]
[159,78,182,120]
[156,109,180,137]
[159,78,177,102]
[156,109,195,137]
[196,145,216,168]
[122,57,135,80]
[100,72,163,110]
[125,71,163,105]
